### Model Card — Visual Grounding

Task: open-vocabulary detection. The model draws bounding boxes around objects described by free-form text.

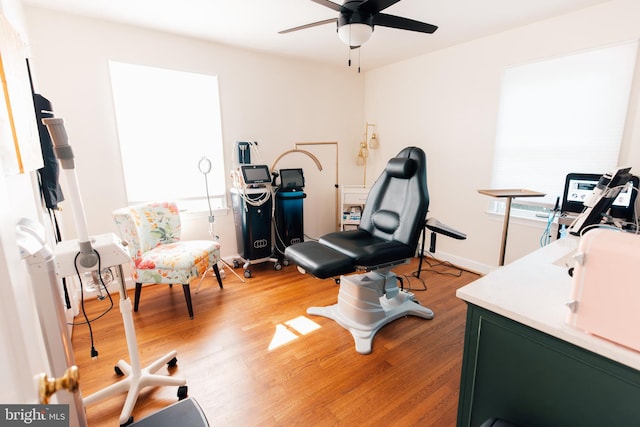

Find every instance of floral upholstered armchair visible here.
[113,201,223,319]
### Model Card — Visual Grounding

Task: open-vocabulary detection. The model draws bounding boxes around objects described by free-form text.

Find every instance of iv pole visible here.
[42,117,187,426]
[195,156,245,292]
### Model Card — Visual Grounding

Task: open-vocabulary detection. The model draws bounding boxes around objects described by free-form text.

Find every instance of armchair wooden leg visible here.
[182,284,194,319]
[213,264,224,289]
[134,283,142,312]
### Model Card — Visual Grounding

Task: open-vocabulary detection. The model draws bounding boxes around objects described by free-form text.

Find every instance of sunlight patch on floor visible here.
[285,315,321,334]
[268,315,321,351]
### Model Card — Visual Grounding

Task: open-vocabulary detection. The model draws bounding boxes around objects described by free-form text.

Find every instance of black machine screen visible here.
[562,172,638,220]
[279,168,305,190]
[241,165,271,184]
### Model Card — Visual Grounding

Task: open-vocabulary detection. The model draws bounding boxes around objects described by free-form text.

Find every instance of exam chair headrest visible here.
[385,157,417,179]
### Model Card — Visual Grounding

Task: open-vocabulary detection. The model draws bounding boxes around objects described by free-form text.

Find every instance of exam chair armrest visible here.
[426,218,466,240]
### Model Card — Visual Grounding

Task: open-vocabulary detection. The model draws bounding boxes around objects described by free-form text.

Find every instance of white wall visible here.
[22,1,640,273]
[365,0,640,271]
[23,6,366,259]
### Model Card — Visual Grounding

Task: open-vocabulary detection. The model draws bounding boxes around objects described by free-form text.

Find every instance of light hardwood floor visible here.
[71,256,479,426]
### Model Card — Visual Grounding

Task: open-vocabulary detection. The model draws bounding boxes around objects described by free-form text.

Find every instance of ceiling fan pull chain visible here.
[348,23,353,67]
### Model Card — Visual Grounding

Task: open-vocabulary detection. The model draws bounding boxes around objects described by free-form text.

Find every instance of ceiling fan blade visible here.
[374,13,438,33]
[359,0,402,15]
[279,18,337,34]
[310,0,346,12]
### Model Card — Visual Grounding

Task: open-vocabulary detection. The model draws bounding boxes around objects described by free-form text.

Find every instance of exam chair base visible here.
[308,271,434,354]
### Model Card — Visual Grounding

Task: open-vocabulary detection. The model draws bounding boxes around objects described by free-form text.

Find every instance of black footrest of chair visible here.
[129,397,208,426]
[284,241,355,279]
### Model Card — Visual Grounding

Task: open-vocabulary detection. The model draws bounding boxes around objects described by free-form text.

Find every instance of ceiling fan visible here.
[279,0,438,49]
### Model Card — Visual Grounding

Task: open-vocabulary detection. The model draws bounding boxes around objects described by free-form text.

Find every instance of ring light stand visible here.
[42,118,187,426]
[195,157,245,292]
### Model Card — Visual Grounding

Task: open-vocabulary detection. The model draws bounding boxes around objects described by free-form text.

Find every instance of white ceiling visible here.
[22,0,612,70]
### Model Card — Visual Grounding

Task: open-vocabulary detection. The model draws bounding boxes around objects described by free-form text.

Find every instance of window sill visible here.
[485,208,558,228]
[180,207,229,219]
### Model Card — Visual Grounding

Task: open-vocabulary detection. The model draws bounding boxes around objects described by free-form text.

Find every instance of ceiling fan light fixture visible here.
[338,23,373,47]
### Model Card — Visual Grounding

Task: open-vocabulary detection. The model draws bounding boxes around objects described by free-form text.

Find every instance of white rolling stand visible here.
[55,233,188,426]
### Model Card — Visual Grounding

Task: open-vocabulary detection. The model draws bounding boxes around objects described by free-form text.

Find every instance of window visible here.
[491,41,638,216]
[109,61,226,211]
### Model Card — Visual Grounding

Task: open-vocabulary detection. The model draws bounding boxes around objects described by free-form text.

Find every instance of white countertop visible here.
[456,236,640,371]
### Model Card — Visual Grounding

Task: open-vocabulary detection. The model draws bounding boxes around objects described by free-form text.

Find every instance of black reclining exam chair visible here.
[284,146,465,354]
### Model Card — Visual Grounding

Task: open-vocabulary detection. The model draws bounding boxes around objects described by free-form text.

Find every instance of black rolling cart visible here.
[273,168,306,264]
[231,187,281,278]
[230,164,281,278]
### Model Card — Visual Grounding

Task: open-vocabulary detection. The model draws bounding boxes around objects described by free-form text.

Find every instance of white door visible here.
[0,7,85,424]
[0,173,85,426]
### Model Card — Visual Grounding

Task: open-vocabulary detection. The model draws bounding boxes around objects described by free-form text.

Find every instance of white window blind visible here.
[109,61,226,210]
[491,41,638,208]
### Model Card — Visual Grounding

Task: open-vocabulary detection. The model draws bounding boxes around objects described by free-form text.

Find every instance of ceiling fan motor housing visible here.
[338,11,374,29]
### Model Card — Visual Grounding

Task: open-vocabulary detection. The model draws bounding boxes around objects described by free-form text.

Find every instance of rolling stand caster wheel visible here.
[121,416,134,427]
[244,269,252,278]
[274,262,282,271]
[283,258,290,266]
[233,259,240,268]
[114,366,124,376]
[167,357,178,368]
[178,385,188,400]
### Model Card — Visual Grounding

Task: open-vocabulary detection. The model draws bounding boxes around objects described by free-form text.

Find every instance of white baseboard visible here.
[421,250,494,276]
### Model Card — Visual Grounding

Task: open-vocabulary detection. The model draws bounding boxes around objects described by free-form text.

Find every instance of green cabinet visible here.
[457,304,640,427]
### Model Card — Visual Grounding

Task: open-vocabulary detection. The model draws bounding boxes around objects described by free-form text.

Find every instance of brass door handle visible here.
[38,366,80,404]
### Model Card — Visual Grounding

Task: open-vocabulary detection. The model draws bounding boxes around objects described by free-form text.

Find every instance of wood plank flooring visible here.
[71,256,479,426]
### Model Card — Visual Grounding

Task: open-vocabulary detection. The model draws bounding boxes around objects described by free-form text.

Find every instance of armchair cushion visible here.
[135,241,215,284]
